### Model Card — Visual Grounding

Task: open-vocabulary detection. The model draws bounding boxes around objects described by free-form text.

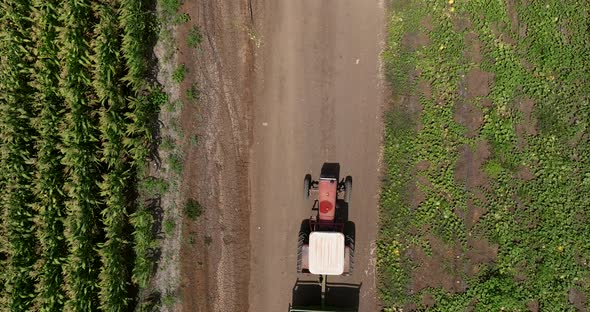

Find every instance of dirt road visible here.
[249,0,385,310]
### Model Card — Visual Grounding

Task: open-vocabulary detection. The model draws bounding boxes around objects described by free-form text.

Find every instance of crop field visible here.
[378,0,590,310]
[0,0,163,311]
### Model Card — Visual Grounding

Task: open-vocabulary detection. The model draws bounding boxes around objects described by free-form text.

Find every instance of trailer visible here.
[288,276,358,312]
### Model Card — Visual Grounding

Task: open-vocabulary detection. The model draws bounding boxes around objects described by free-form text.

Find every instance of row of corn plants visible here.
[0,0,40,311]
[30,0,68,311]
[93,0,135,311]
[0,0,164,310]
[59,0,104,310]
[0,2,7,308]
[119,0,162,289]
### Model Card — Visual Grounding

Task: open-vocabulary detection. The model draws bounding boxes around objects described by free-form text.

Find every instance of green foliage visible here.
[172,13,190,25]
[184,199,202,220]
[141,177,170,196]
[0,1,40,310]
[172,64,187,83]
[120,0,165,293]
[186,84,200,101]
[160,136,175,151]
[165,99,182,113]
[187,25,202,48]
[0,0,163,309]
[93,1,134,311]
[120,0,151,90]
[163,219,175,235]
[168,153,184,175]
[190,134,198,146]
[380,0,590,310]
[31,0,68,310]
[59,0,103,309]
[160,0,181,16]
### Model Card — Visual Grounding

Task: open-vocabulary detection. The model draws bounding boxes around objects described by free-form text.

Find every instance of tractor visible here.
[291,163,356,312]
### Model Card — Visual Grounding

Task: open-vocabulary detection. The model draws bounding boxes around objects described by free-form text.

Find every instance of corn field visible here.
[0,0,161,311]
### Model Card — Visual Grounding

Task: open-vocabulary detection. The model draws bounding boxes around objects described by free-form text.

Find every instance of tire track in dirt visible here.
[249,0,385,310]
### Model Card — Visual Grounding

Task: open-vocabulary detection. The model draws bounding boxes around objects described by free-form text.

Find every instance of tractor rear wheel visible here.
[303,174,312,200]
[296,231,307,273]
[344,176,352,203]
[346,234,355,274]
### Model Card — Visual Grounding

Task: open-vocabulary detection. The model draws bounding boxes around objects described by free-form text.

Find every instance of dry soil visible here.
[248,0,386,311]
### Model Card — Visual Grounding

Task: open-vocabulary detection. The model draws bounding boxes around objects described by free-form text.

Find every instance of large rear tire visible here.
[303,174,312,200]
[344,175,352,203]
[346,234,355,274]
[296,231,307,273]
[344,221,355,275]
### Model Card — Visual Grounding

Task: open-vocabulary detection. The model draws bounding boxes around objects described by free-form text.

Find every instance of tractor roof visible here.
[308,232,344,275]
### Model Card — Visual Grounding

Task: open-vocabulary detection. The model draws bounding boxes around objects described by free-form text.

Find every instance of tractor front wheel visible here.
[344,175,352,203]
[303,174,312,200]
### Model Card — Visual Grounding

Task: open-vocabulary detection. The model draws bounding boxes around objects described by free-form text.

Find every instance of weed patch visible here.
[172,64,187,83]
[187,26,203,48]
[379,0,590,310]
[184,199,202,220]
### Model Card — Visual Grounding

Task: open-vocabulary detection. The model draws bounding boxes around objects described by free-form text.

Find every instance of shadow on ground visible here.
[289,278,361,311]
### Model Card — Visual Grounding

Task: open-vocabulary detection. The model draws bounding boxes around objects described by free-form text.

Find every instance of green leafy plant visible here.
[168,153,184,175]
[379,0,590,309]
[190,134,198,146]
[172,64,187,83]
[161,0,181,16]
[173,13,190,25]
[187,25,203,48]
[184,199,203,220]
[164,219,176,235]
[186,83,200,101]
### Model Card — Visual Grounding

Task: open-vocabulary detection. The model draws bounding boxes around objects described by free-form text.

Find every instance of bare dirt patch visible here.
[527,299,539,312]
[400,93,423,132]
[518,98,537,136]
[453,16,472,33]
[408,175,433,210]
[422,293,435,308]
[466,237,497,264]
[415,160,431,172]
[491,21,517,46]
[407,180,426,210]
[464,32,483,64]
[408,236,466,294]
[454,101,484,138]
[421,15,433,32]
[506,0,520,34]
[465,68,495,99]
[480,98,494,108]
[175,0,253,311]
[417,79,432,99]
[465,199,487,229]
[455,141,491,189]
[403,31,431,51]
[516,165,535,181]
[569,287,588,312]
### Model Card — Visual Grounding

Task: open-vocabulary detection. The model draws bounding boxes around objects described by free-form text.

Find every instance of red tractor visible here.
[297,163,354,276]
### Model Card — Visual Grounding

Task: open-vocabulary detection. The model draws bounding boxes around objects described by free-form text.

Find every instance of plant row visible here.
[0,0,163,311]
